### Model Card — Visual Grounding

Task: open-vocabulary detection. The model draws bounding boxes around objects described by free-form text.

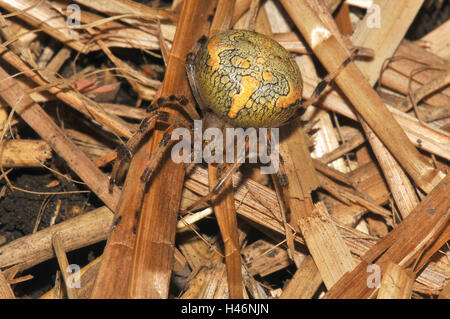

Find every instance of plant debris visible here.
[0,0,448,300]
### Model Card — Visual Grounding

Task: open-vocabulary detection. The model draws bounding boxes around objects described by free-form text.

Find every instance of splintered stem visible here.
[280,0,445,193]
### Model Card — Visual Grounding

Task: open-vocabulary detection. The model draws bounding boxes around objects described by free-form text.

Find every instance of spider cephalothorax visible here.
[186,29,303,128]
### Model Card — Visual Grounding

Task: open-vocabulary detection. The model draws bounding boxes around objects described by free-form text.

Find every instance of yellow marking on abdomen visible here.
[263,71,274,83]
[207,37,233,71]
[231,56,251,69]
[228,76,260,118]
[276,79,301,109]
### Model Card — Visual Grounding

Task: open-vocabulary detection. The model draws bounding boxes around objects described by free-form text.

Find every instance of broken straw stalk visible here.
[280,0,445,194]
[0,164,446,295]
[0,64,121,211]
[0,0,174,53]
[0,1,450,298]
[0,140,51,167]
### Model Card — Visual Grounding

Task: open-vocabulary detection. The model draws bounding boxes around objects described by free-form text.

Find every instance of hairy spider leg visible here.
[140,120,193,183]
[302,47,361,109]
[109,110,166,192]
[266,48,365,217]
[283,47,363,127]
[182,129,287,214]
[109,95,191,192]
[183,161,245,214]
[182,133,257,213]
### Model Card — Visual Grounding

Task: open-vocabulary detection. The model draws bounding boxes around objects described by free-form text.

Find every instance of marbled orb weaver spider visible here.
[109,29,360,210]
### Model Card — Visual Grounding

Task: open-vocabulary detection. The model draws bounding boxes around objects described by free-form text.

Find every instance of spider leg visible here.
[184,137,251,213]
[109,94,190,192]
[270,154,300,264]
[140,95,193,182]
[185,37,210,114]
[275,155,289,188]
[151,94,189,112]
[184,161,245,213]
[302,47,362,109]
[109,110,168,192]
[140,120,192,182]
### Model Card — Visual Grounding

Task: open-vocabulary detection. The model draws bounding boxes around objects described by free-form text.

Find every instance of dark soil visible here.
[0,168,103,298]
[0,169,86,242]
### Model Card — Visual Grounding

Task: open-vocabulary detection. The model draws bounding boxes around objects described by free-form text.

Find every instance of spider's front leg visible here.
[140,119,192,183]
[280,47,367,128]
[109,109,167,192]
[109,94,191,192]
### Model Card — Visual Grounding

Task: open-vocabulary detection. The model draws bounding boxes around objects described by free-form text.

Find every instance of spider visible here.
[109,29,360,213]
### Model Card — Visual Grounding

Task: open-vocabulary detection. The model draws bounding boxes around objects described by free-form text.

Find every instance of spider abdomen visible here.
[191,29,303,128]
